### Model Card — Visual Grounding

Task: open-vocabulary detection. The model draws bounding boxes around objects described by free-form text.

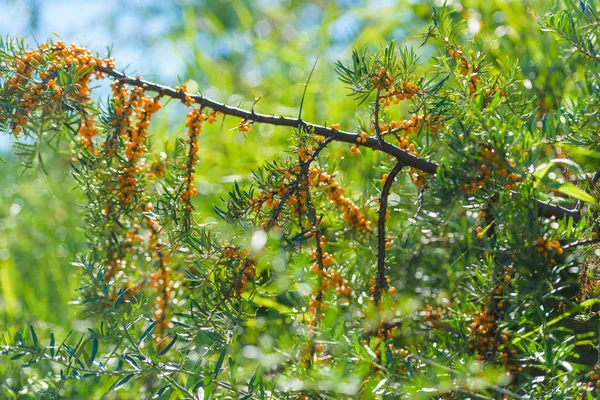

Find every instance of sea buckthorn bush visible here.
[1,2,600,399]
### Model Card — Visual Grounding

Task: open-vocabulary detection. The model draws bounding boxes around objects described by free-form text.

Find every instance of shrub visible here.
[1,2,600,399]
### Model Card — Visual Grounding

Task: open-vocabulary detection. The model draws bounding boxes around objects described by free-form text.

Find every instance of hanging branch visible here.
[373,161,404,305]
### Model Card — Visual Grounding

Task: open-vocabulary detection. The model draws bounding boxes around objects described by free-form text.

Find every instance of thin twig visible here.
[561,236,600,250]
[298,57,319,120]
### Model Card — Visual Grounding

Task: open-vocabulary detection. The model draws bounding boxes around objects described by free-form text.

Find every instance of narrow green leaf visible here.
[10,352,28,360]
[157,334,177,357]
[29,325,38,347]
[138,321,156,346]
[213,348,227,377]
[115,373,135,390]
[90,338,98,364]
[557,182,596,204]
[50,332,55,358]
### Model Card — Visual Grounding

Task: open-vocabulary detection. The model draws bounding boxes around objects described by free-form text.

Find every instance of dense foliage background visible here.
[1,0,600,399]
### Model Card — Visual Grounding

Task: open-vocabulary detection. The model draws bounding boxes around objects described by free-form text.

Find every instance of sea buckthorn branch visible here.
[3,41,114,136]
[94,66,583,223]
[219,243,257,298]
[468,272,519,374]
[146,215,175,345]
[95,65,437,173]
[373,161,404,305]
[118,91,162,207]
[180,108,204,230]
[246,136,370,234]
[263,132,337,231]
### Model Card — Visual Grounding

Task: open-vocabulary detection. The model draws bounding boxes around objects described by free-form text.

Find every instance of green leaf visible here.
[157,335,177,357]
[580,298,600,308]
[114,373,135,390]
[90,338,98,364]
[10,352,28,360]
[213,348,227,378]
[557,182,596,204]
[50,332,55,358]
[138,321,156,346]
[29,325,38,347]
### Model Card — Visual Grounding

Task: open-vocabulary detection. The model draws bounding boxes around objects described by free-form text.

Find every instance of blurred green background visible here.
[0,0,567,396]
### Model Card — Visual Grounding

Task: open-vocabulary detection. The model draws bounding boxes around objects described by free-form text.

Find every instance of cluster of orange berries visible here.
[222,244,257,296]
[535,236,564,261]
[468,284,520,373]
[149,263,174,333]
[118,90,163,206]
[379,82,419,106]
[79,114,98,153]
[379,115,439,187]
[422,303,449,330]
[469,306,514,364]
[461,146,520,195]
[310,167,371,232]
[448,45,479,96]
[6,41,114,136]
[448,45,507,102]
[5,48,38,131]
[249,167,310,227]
[105,82,133,155]
[49,42,112,101]
[351,132,369,154]
[174,85,195,107]
[308,236,352,296]
[575,256,600,303]
[483,87,506,107]
[306,236,352,334]
[385,236,393,248]
[10,83,47,136]
[370,321,398,345]
[368,275,396,298]
[143,211,177,340]
[581,363,600,396]
[181,109,204,206]
[376,114,440,138]
[237,119,252,132]
[250,165,370,232]
[249,160,371,233]
[206,110,221,123]
[374,66,393,91]
[297,145,315,163]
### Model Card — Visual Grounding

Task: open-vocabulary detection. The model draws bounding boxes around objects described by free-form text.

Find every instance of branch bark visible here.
[374,162,404,305]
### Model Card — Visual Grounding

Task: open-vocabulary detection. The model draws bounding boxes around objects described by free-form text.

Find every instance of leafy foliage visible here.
[2,2,600,399]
